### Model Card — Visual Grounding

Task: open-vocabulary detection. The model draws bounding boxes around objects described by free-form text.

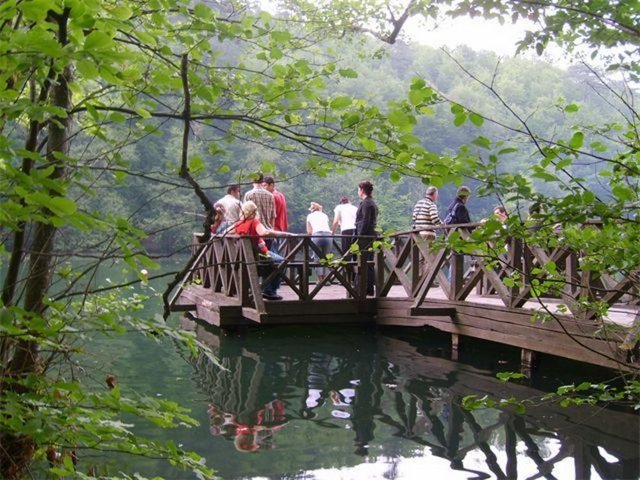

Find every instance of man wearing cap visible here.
[412,186,442,237]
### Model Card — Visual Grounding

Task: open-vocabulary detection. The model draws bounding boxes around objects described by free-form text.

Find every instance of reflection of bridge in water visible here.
[171,228,639,373]
[185,320,640,479]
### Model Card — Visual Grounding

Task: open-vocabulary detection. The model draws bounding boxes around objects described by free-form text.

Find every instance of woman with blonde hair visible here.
[306,202,332,283]
[230,201,288,300]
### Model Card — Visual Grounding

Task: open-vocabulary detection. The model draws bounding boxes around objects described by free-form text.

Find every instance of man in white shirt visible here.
[214,184,242,227]
[332,196,358,255]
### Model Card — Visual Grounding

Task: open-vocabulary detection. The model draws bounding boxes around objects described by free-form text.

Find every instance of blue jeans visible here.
[312,232,332,277]
[262,251,284,295]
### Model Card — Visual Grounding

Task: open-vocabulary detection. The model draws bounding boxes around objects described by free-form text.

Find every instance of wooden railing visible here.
[183,232,378,315]
[383,225,638,319]
[179,226,638,321]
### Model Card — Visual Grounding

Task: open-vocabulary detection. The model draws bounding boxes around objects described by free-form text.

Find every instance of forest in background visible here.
[72,38,620,253]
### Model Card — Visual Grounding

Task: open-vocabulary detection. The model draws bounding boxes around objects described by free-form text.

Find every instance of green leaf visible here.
[496,372,526,382]
[338,68,358,78]
[408,89,424,106]
[450,104,464,115]
[418,105,435,115]
[76,59,100,79]
[341,113,360,128]
[110,4,133,20]
[85,30,114,51]
[453,114,466,126]
[271,30,292,42]
[189,156,204,173]
[564,103,579,113]
[19,0,59,21]
[569,131,584,149]
[48,197,77,216]
[193,3,213,20]
[555,158,573,170]
[330,96,352,109]
[361,137,376,152]
[270,48,283,60]
[471,136,491,149]
[410,78,426,90]
[26,31,64,57]
[135,30,158,46]
[469,113,484,126]
[388,109,411,128]
[612,185,633,201]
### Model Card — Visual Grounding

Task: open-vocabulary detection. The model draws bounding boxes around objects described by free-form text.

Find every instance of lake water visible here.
[89,302,639,479]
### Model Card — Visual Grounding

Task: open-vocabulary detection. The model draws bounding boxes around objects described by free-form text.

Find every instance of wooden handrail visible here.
[183,229,637,320]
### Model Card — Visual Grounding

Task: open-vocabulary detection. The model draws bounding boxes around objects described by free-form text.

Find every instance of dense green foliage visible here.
[0,0,638,478]
[83,41,628,251]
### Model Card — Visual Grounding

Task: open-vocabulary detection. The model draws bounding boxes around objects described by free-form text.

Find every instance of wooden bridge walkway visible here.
[171,227,640,373]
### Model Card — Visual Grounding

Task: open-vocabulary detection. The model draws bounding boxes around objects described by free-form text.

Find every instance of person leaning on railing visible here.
[229,201,294,301]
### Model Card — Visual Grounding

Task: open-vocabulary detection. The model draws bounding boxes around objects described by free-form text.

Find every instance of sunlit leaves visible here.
[18,0,62,21]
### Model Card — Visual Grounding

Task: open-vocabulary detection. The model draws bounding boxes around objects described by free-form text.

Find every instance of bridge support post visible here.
[520,348,538,377]
[451,333,460,361]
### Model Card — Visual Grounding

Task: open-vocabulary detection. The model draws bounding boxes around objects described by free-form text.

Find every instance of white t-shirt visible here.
[307,211,331,233]
[333,203,357,231]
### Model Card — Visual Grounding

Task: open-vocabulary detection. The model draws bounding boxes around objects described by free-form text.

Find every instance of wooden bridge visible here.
[170,226,640,373]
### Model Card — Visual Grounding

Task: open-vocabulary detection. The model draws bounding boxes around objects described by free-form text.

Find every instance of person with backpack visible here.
[444,186,472,227]
[444,186,473,283]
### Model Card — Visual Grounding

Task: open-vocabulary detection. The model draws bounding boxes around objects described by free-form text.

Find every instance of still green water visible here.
[84,260,639,479]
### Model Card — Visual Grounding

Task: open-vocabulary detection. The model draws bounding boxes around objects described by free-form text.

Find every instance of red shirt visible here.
[234,218,267,254]
[272,190,288,231]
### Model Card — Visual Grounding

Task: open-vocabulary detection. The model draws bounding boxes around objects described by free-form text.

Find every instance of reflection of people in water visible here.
[208,400,287,452]
[303,352,357,420]
[301,350,382,456]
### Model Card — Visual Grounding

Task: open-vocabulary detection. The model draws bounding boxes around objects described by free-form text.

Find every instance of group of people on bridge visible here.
[207,173,509,301]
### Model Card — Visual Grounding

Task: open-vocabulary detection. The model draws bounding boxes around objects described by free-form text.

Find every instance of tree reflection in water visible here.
[185,319,639,479]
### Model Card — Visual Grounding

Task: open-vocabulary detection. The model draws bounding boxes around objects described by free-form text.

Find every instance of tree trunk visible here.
[0,10,72,477]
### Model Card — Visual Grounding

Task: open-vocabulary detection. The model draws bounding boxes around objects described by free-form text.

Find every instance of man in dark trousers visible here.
[355,180,378,296]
